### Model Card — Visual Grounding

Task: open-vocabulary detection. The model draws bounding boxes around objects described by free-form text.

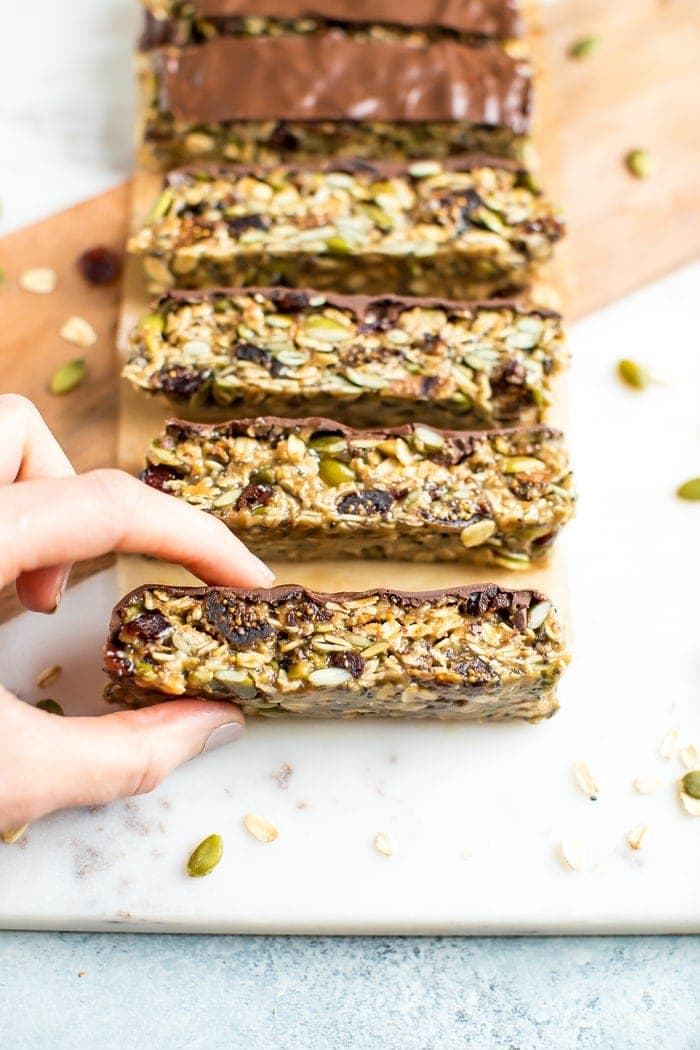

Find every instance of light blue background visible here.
[1,933,698,1047]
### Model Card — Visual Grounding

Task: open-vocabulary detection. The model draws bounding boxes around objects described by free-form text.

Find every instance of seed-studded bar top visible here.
[128,160,564,299]
[140,1,524,38]
[147,35,530,129]
[123,288,566,429]
[141,417,575,567]
[104,583,568,720]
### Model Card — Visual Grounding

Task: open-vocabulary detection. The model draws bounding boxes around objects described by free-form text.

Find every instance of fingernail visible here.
[49,567,71,614]
[201,721,245,754]
[252,556,276,584]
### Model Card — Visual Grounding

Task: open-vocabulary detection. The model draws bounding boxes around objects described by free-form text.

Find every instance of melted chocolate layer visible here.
[155,35,531,130]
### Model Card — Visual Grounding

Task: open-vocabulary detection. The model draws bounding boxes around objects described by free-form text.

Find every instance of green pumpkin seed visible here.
[625,149,656,179]
[460,519,496,548]
[681,771,700,799]
[146,189,174,224]
[36,699,64,716]
[618,359,650,390]
[412,426,445,452]
[302,314,351,341]
[568,35,600,59]
[308,667,353,687]
[49,359,86,396]
[677,478,700,501]
[186,834,223,878]
[250,467,275,485]
[309,435,347,454]
[139,312,165,333]
[325,236,353,254]
[319,459,355,486]
[502,456,546,475]
[345,367,387,390]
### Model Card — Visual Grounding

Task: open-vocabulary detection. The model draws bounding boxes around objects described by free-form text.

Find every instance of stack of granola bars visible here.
[108,0,573,720]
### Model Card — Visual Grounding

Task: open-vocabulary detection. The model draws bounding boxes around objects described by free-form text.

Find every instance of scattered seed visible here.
[626,824,649,851]
[633,776,663,794]
[1,825,28,845]
[36,665,62,689]
[559,838,585,871]
[680,745,699,770]
[527,601,551,631]
[0,268,6,289]
[568,35,600,59]
[573,761,600,801]
[679,790,700,817]
[680,771,700,800]
[49,359,86,396]
[625,148,656,179]
[659,728,679,760]
[374,832,394,857]
[60,316,97,349]
[20,267,57,294]
[243,813,278,843]
[676,478,700,501]
[36,699,65,716]
[617,359,650,390]
[186,833,223,877]
[76,246,122,285]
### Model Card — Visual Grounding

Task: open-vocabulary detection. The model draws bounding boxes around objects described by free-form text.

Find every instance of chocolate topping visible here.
[159,416,562,451]
[158,287,561,321]
[155,36,530,130]
[168,1,523,37]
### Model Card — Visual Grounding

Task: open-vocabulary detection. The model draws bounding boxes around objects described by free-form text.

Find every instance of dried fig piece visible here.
[336,489,394,517]
[204,593,275,650]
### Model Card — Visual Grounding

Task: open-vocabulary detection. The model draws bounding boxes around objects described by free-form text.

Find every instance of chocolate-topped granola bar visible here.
[127,160,563,299]
[104,583,568,720]
[123,289,566,428]
[141,417,575,567]
[137,13,530,168]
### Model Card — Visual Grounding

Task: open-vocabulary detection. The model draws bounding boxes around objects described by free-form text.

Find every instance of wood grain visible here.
[0,184,129,622]
[1,0,698,621]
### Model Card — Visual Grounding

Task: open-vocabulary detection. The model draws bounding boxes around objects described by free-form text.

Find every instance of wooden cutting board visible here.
[1,0,698,621]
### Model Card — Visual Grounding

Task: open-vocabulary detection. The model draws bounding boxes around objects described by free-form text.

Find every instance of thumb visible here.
[0,688,244,828]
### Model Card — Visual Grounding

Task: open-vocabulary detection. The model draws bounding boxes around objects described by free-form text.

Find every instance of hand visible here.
[0,395,274,832]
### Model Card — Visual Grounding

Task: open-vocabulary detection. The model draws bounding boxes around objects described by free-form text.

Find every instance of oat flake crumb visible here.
[60,316,97,349]
[633,776,663,794]
[243,813,278,843]
[20,267,57,294]
[559,838,585,871]
[374,832,394,857]
[659,729,680,761]
[626,824,649,851]
[680,745,699,770]
[573,760,599,800]
[36,664,62,689]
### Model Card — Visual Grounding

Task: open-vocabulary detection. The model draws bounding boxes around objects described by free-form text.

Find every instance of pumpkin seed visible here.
[309,435,347,455]
[625,149,656,179]
[50,359,86,396]
[412,425,445,452]
[213,669,256,700]
[319,459,355,486]
[1,825,28,845]
[36,699,64,716]
[345,367,387,390]
[568,35,600,59]
[325,235,353,254]
[243,814,278,843]
[186,833,223,877]
[146,189,174,224]
[303,314,352,340]
[459,518,496,548]
[617,359,650,390]
[502,457,546,474]
[139,312,165,334]
[681,771,700,800]
[677,478,700,501]
[308,667,353,687]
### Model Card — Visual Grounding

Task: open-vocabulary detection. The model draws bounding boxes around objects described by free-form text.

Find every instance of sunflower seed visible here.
[60,316,97,349]
[308,667,353,687]
[36,665,62,689]
[243,813,278,843]
[20,267,57,294]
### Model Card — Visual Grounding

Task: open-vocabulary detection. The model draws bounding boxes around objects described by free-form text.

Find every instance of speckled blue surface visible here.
[0,934,698,1047]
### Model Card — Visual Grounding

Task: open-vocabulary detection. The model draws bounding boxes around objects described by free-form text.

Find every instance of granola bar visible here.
[123,289,566,428]
[104,583,568,720]
[137,12,530,169]
[141,417,575,566]
[127,160,564,299]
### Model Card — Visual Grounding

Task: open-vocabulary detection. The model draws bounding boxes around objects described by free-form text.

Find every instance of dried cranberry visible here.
[336,489,394,517]
[205,594,275,649]
[331,651,365,679]
[157,366,208,401]
[269,288,310,313]
[225,214,270,236]
[269,122,300,153]
[140,464,179,493]
[236,484,275,511]
[76,246,122,286]
[122,610,172,642]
